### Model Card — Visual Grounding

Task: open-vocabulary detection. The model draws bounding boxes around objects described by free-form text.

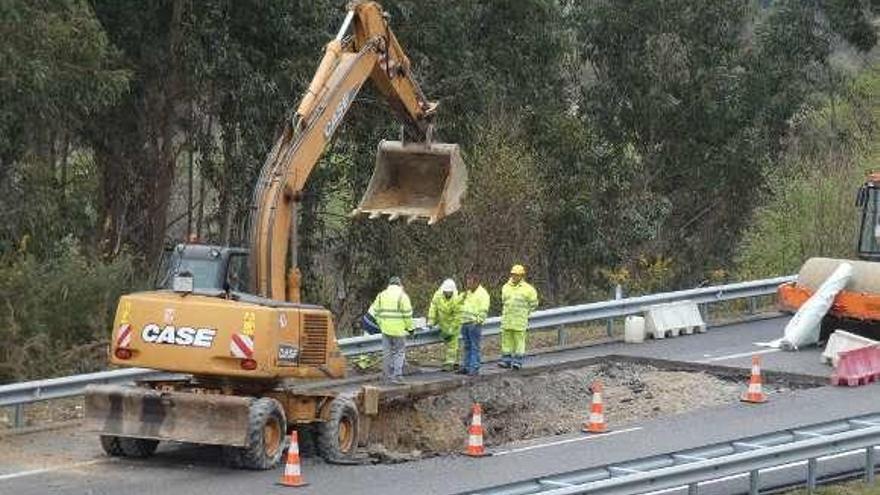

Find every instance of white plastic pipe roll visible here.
[763,262,853,350]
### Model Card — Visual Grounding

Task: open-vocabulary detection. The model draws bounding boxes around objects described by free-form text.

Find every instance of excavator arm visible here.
[248,1,466,302]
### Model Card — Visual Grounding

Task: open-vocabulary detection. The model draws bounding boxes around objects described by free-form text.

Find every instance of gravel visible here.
[366,361,793,460]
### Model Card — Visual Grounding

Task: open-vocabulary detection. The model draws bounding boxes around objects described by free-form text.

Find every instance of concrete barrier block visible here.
[831,345,880,386]
[821,330,878,366]
[644,301,706,340]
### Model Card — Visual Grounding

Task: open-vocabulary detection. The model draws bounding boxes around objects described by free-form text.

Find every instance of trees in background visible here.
[2,0,879,379]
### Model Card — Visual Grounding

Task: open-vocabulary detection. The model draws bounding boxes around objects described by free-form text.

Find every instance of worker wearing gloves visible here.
[499,264,539,370]
[368,276,414,384]
[459,273,491,376]
[428,278,463,371]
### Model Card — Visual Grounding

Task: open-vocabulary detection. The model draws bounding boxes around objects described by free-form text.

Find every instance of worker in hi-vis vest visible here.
[499,264,538,370]
[459,273,490,375]
[368,276,414,384]
[428,278,463,371]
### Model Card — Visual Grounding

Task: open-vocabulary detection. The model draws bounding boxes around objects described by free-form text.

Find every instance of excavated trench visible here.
[358,359,820,463]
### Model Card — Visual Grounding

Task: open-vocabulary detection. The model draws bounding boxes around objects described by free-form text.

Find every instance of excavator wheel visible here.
[119,438,159,458]
[318,397,359,462]
[99,435,125,457]
[223,397,287,470]
[99,435,159,458]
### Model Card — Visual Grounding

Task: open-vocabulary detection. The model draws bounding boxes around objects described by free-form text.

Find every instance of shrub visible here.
[0,239,140,381]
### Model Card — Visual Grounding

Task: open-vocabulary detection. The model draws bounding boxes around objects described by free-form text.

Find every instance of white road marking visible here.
[699,348,780,363]
[493,427,643,456]
[0,459,107,482]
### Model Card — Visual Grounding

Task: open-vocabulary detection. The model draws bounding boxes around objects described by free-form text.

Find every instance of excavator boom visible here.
[248,1,466,302]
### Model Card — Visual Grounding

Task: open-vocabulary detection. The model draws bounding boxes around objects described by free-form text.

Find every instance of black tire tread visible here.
[119,437,159,458]
[237,397,286,470]
[317,397,359,461]
[99,435,125,457]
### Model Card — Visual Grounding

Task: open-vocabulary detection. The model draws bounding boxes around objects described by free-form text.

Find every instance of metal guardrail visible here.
[0,275,794,424]
[342,275,795,355]
[0,368,181,408]
[465,414,880,495]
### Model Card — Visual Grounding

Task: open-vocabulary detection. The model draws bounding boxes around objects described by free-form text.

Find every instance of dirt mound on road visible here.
[366,361,775,458]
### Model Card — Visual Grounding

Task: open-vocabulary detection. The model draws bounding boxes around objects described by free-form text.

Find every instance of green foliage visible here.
[0,240,139,381]
[736,68,880,278]
[4,0,880,375]
[0,150,101,258]
[0,0,128,169]
[397,111,548,317]
[737,163,865,278]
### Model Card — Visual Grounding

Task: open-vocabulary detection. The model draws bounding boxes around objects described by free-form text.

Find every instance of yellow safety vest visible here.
[501,280,538,331]
[461,285,491,324]
[368,285,413,337]
[428,289,462,337]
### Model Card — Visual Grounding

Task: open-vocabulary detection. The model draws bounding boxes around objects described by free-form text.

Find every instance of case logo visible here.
[141,324,216,348]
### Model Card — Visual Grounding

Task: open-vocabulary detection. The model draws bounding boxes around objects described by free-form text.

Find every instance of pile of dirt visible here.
[366,361,785,458]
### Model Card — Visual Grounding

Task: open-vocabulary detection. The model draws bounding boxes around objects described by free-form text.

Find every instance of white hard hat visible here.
[440,278,456,293]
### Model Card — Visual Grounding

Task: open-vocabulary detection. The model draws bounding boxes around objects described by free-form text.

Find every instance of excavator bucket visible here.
[354,141,467,224]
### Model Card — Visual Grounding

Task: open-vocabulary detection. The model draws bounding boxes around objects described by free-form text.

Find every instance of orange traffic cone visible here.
[741,355,768,404]
[278,430,308,487]
[583,380,608,433]
[464,403,489,457]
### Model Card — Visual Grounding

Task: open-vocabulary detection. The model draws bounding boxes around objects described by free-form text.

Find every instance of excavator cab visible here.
[856,173,880,261]
[354,140,466,224]
[158,244,249,294]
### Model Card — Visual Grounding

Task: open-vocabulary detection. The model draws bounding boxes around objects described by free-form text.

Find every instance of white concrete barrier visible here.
[644,301,706,339]
[822,330,879,366]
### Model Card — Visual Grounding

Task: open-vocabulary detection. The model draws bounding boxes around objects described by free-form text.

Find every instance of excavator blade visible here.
[84,385,252,447]
[354,141,467,224]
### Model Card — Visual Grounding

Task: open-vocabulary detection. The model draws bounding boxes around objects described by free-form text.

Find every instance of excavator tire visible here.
[318,397,359,462]
[99,435,159,458]
[225,397,287,470]
[119,438,159,458]
[99,435,125,457]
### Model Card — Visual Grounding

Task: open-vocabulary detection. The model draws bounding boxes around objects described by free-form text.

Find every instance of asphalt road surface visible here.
[1,315,878,495]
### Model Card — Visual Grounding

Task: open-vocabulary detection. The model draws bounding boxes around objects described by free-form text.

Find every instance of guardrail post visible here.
[687,482,698,495]
[13,404,24,428]
[749,470,759,495]
[606,284,623,337]
[868,446,876,484]
[748,296,757,315]
[807,457,817,492]
[700,303,710,326]
[557,325,568,346]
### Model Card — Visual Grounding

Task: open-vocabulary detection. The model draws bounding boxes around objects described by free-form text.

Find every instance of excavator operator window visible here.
[160,245,225,291]
[857,184,880,261]
[226,253,250,293]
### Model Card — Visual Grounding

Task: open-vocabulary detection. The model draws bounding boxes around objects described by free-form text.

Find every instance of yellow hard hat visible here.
[510,264,526,276]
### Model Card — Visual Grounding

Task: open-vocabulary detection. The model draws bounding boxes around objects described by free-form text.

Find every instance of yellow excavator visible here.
[84,1,466,469]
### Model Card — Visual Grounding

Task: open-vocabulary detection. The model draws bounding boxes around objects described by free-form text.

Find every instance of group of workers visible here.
[367,264,539,385]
